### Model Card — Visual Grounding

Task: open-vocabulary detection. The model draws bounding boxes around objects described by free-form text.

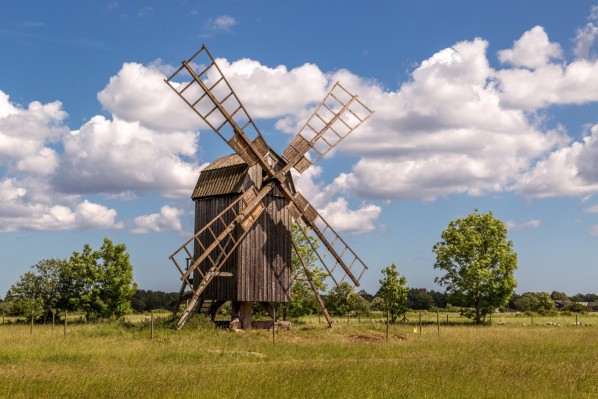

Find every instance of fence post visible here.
[437,310,440,336]
[64,310,67,337]
[418,312,422,334]
[272,308,276,344]
[385,309,389,343]
[30,313,34,335]
[151,311,155,340]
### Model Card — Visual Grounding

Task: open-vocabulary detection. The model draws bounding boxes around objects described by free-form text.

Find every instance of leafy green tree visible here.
[433,210,518,324]
[570,293,598,302]
[349,293,371,317]
[550,291,568,301]
[5,259,68,321]
[285,223,328,318]
[562,302,589,313]
[514,292,555,313]
[325,282,354,316]
[377,264,408,323]
[5,272,45,318]
[96,238,137,318]
[5,238,136,322]
[408,288,435,310]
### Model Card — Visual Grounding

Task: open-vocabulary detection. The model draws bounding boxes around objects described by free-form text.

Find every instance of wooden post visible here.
[151,311,155,340]
[64,310,67,337]
[436,310,440,336]
[273,308,277,342]
[30,313,34,335]
[52,311,55,332]
[576,314,578,325]
[385,309,389,343]
[239,301,253,330]
[446,314,449,325]
[418,312,422,334]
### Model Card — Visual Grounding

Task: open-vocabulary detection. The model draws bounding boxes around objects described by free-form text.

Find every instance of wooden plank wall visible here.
[193,193,292,302]
[237,195,292,302]
[194,195,239,300]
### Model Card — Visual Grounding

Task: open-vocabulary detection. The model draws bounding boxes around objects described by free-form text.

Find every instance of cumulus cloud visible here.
[0,177,122,232]
[319,198,381,233]
[292,167,381,233]
[0,91,67,175]
[329,39,569,201]
[215,58,328,119]
[498,26,563,68]
[97,62,202,132]
[130,205,184,234]
[53,115,201,198]
[514,124,598,198]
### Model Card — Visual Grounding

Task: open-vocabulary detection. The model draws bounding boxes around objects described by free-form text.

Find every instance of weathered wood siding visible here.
[237,195,291,302]
[193,195,239,300]
[193,193,292,302]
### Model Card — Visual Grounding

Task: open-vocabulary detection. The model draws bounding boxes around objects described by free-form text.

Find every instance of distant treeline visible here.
[126,288,598,315]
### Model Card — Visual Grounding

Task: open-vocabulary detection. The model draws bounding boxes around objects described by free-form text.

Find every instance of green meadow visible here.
[1,312,597,398]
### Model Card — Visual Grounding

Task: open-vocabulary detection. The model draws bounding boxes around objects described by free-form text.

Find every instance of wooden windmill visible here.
[165,45,373,330]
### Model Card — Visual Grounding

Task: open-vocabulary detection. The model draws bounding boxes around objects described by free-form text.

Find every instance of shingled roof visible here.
[191,154,248,199]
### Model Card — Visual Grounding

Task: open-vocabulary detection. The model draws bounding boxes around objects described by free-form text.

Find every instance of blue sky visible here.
[1,1,598,298]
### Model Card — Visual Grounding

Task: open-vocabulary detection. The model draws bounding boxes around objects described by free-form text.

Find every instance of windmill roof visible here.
[192,154,249,199]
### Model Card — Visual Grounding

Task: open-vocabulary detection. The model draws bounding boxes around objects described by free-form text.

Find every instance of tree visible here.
[376,264,408,323]
[67,238,137,320]
[433,210,518,324]
[325,282,354,316]
[285,223,328,318]
[514,292,555,313]
[5,259,68,321]
[408,288,435,310]
[5,238,137,321]
[550,291,568,301]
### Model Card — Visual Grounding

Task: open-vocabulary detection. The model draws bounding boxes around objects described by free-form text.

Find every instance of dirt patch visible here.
[345,333,407,343]
[207,349,266,358]
[346,333,385,343]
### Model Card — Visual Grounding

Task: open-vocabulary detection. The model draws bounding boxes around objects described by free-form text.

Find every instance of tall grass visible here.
[1,312,597,398]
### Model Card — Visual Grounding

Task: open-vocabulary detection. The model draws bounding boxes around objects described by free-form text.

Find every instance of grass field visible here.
[1,312,597,398]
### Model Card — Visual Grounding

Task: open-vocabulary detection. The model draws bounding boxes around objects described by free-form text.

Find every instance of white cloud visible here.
[319,198,381,233]
[573,21,598,59]
[0,91,68,174]
[496,59,598,110]
[514,124,598,198]
[215,58,328,119]
[0,177,121,232]
[292,166,381,233]
[212,15,236,30]
[53,115,201,198]
[130,205,183,234]
[97,62,202,132]
[498,26,563,68]
[505,219,541,230]
[330,39,568,201]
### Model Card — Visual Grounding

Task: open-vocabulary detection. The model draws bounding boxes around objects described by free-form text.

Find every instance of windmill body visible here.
[192,153,293,309]
[165,45,373,330]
